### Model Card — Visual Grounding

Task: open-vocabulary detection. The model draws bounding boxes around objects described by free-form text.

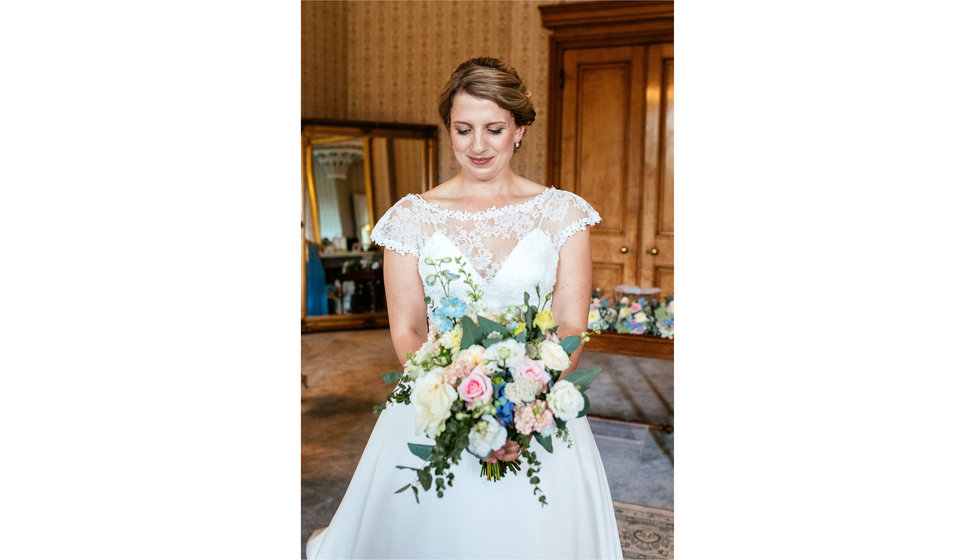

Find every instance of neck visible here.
[454,169,520,199]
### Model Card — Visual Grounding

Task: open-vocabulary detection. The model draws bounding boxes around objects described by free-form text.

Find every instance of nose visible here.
[472,130,487,153]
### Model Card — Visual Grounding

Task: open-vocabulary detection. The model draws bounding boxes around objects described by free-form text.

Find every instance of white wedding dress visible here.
[307,187,623,559]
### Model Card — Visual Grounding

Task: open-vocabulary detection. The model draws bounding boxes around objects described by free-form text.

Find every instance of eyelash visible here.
[455,128,504,135]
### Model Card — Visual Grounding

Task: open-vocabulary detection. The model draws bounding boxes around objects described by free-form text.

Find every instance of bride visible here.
[307,57,623,559]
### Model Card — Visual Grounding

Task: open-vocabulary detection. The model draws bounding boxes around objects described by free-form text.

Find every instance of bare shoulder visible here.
[512,176,549,201]
[418,179,458,204]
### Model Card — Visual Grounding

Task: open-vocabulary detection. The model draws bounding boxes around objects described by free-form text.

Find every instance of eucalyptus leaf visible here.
[408,443,434,461]
[563,366,601,389]
[559,335,581,355]
[460,316,481,349]
[394,484,412,494]
[418,469,433,491]
[381,371,401,384]
[534,433,554,453]
[477,315,509,337]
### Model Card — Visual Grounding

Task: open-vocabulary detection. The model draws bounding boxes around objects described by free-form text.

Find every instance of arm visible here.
[550,228,593,380]
[383,249,429,363]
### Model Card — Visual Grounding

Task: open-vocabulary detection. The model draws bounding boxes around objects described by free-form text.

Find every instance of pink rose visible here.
[513,356,550,388]
[458,366,493,409]
[514,400,555,435]
[630,302,642,313]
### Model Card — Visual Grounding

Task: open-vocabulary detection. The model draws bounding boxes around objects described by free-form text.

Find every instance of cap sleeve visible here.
[549,189,602,250]
[370,196,425,258]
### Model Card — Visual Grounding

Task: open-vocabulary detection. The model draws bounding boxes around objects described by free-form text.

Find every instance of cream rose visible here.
[456,345,486,368]
[410,371,458,438]
[546,380,585,421]
[538,340,571,372]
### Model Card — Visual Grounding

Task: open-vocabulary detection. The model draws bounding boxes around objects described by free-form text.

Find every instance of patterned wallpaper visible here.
[301,0,570,186]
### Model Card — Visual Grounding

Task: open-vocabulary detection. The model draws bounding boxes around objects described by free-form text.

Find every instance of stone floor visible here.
[301,328,674,558]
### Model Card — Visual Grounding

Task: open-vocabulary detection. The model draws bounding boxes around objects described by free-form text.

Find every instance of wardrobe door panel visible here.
[559,45,646,298]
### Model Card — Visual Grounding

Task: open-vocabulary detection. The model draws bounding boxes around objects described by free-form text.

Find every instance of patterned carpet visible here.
[615,502,674,559]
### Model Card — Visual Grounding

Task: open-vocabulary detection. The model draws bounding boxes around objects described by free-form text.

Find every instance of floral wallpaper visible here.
[302,0,571,185]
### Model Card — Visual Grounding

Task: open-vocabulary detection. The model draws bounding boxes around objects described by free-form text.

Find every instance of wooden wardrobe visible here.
[541,1,674,302]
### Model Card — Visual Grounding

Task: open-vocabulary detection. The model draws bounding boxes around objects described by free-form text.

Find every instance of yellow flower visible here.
[533,310,555,331]
[512,322,526,336]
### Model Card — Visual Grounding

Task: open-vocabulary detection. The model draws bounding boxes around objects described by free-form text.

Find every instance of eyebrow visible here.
[452,121,508,127]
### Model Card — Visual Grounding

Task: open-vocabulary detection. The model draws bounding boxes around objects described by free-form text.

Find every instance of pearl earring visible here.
[515,140,521,149]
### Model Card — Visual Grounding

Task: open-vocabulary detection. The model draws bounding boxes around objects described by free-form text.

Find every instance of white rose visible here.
[466,415,508,458]
[538,340,571,372]
[410,371,458,438]
[483,339,525,371]
[633,311,648,323]
[546,380,585,421]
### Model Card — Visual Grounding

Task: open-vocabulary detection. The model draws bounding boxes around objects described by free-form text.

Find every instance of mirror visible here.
[302,119,437,332]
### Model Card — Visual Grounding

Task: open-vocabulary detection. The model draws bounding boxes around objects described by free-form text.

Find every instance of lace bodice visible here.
[371,187,601,314]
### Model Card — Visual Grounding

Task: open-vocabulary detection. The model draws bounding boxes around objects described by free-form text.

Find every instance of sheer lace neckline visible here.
[410,187,554,219]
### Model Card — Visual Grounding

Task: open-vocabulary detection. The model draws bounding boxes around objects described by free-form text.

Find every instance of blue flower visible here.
[495,399,515,426]
[434,315,453,332]
[438,297,468,319]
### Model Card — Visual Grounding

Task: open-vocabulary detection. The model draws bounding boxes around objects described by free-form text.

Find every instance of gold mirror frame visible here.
[302,119,437,332]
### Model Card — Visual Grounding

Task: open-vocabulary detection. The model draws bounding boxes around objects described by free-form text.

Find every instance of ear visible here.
[515,125,527,143]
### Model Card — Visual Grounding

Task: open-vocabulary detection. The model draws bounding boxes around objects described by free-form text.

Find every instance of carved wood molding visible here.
[540,1,673,42]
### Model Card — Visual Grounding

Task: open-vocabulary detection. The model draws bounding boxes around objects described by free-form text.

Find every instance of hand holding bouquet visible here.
[374,256,601,506]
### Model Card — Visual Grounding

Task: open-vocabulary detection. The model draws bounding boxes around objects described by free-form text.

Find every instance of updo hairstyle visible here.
[437,57,536,131]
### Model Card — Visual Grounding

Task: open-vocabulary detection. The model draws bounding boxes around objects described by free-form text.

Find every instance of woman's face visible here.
[448,91,526,182]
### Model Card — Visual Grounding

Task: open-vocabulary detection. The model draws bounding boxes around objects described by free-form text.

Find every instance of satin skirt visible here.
[306,403,623,559]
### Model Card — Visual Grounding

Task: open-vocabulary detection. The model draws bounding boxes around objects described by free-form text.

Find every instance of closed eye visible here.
[489,128,503,135]
[454,128,471,136]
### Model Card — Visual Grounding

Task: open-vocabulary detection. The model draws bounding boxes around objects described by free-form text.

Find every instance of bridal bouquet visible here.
[374,256,601,506]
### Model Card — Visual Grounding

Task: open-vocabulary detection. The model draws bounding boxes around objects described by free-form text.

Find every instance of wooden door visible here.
[639,43,674,298]
[558,45,648,300]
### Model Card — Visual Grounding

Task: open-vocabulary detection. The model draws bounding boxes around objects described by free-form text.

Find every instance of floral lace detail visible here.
[371,187,601,283]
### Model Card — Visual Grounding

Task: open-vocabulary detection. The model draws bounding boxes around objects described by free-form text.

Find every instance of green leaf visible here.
[534,433,553,453]
[418,469,433,491]
[381,370,401,384]
[478,315,510,337]
[515,331,527,344]
[408,443,434,461]
[559,335,581,355]
[460,316,481,349]
[577,392,591,418]
[563,366,601,389]
[394,484,412,494]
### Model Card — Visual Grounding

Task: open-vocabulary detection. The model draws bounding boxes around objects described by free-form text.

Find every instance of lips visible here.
[468,156,493,166]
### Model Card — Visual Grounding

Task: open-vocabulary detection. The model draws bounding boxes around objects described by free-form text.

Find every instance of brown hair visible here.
[437,57,536,130]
